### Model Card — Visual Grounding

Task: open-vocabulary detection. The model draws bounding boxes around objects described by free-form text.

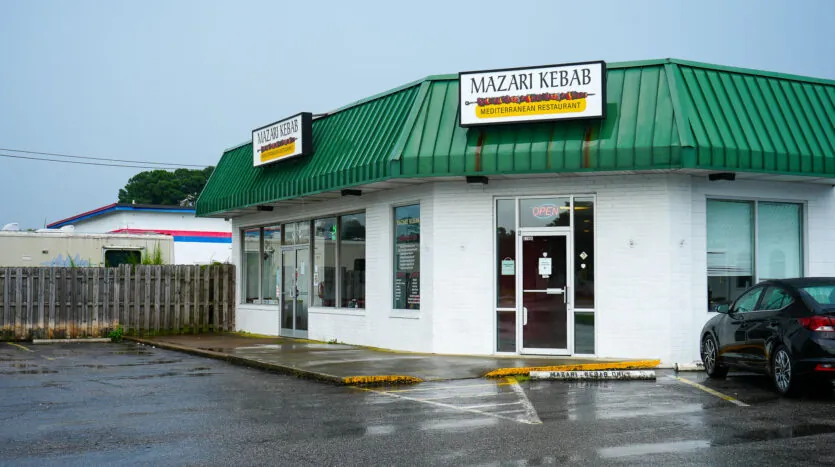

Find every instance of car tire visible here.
[702,335,728,379]
[771,346,799,397]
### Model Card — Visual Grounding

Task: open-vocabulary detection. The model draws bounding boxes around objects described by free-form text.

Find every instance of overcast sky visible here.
[1,0,833,229]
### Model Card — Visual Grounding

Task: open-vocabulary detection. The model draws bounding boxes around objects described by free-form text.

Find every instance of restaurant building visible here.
[196,59,835,365]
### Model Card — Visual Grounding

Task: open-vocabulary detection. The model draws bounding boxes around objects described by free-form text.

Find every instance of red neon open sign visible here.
[531,204,564,219]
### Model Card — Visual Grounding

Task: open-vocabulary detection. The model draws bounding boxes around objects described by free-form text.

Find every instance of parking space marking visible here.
[671,376,750,407]
[355,378,542,425]
[6,342,34,352]
[506,377,543,424]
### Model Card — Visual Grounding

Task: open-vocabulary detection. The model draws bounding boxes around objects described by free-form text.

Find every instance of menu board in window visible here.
[393,205,420,309]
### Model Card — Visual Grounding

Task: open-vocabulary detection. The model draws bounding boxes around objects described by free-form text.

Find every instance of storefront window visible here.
[519,197,570,228]
[707,200,754,308]
[496,199,516,352]
[283,223,296,245]
[262,226,281,304]
[243,228,261,304]
[757,203,802,281]
[707,200,803,310]
[297,221,310,245]
[313,218,337,307]
[393,204,420,310]
[574,313,595,354]
[573,198,594,309]
[341,213,366,308]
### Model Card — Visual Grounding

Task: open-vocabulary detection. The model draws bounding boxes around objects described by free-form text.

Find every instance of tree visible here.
[117,167,214,206]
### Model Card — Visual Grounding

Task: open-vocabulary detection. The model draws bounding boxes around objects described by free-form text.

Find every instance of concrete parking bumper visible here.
[124,333,661,386]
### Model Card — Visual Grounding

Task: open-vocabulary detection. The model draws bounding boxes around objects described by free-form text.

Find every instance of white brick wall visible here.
[230,173,835,365]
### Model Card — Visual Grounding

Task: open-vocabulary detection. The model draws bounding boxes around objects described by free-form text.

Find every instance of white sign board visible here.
[501,259,515,276]
[252,112,313,167]
[459,61,606,127]
[538,257,552,276]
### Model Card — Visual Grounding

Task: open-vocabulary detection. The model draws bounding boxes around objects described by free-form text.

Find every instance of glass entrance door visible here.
[519,233,570,354]
[280,247,309,338]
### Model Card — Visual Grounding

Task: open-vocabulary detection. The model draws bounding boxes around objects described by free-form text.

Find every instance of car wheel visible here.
[702,335,727,379]
[771,346,798,397]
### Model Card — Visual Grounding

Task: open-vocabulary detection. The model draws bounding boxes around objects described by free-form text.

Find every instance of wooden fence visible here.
[0,264,235,340]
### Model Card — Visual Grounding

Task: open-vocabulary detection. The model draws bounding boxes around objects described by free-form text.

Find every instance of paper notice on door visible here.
[538,257,552,277]
[501,259,515,275]
[299,261,306,275]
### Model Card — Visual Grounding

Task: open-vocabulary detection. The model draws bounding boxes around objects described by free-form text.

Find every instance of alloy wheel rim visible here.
[774,350,791,392]
[703,339,716,372]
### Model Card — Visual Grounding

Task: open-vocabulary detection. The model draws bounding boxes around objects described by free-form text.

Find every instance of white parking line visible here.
[461,401,522,410]
[355,386,541,425]
[506,377,543,424]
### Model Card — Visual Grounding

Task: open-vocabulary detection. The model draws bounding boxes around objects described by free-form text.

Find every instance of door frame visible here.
[279,245,310,339]
[517,229,573,355]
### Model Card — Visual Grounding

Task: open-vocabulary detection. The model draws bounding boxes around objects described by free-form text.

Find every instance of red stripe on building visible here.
[109,228,232,238]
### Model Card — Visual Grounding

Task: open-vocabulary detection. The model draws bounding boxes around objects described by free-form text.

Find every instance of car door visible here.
[718,286,765,366]
[744,286,795,371]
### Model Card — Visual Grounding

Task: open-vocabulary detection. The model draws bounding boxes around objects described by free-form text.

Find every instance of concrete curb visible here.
[484,359,661,378]
[123,337,424,386]
[530,370,656,381]
[32,338,112,344]
[674,362,705,372]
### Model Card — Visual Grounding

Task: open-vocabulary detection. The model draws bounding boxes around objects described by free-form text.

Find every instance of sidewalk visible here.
[126,333,660,385]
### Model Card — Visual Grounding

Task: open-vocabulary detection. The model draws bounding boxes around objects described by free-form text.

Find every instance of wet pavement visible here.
[127,333,645,383]
[3,342,835,466]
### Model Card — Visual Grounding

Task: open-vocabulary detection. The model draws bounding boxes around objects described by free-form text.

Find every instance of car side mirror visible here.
[713,304,730,314]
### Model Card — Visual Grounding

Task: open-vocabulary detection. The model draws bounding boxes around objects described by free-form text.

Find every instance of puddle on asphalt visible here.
[716,424,835,445]
[0,369,59,375]
[598,440,710,459]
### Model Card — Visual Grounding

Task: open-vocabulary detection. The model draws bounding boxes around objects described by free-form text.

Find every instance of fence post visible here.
[113,267,120,332]
[37,268,45,338]
[154,266,161,335]
[203,267,210,333]
[193,266,200,334]
[92,268,100,337]
[213,266,220,332]
[48,268,56,338]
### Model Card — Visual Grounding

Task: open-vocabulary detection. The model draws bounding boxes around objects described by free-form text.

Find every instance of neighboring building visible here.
[195,59,835,365]
[47,203,232,264]
[0,230,174,267]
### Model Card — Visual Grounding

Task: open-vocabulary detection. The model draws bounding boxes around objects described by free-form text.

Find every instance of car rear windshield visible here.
[799,285,835,309]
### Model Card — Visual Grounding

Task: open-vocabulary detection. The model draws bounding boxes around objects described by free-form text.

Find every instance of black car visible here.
[701,278,835,396]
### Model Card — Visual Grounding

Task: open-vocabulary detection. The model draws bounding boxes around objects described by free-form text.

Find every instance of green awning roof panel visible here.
[197,59,835,217]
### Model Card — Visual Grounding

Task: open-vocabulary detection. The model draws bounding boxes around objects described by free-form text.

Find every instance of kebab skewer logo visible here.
[459,61,605,126]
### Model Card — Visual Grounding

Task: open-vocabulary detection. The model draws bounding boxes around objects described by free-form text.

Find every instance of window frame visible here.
[240,211,366,309]
[706,197,806,312]
[492,194,597,355]
[392,202,421,311]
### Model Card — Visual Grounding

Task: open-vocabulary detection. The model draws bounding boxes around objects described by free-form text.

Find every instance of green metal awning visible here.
[197,59,835,217]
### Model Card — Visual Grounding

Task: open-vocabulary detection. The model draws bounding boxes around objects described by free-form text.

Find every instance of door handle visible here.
[564,285,568,304]
[523,307,528,326]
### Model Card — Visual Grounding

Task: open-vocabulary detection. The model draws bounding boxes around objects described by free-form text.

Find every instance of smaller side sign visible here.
[252,112,313,167]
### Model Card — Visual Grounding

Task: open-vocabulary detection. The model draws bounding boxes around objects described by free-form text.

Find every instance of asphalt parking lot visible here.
[2,343,835,466]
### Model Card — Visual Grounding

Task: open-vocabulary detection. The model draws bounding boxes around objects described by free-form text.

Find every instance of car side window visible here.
[731,287,764,314]
[758,287,794,311]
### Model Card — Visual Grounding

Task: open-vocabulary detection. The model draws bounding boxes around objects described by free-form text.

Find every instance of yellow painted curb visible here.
[342,375,424,385]
[484,359,661,378]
